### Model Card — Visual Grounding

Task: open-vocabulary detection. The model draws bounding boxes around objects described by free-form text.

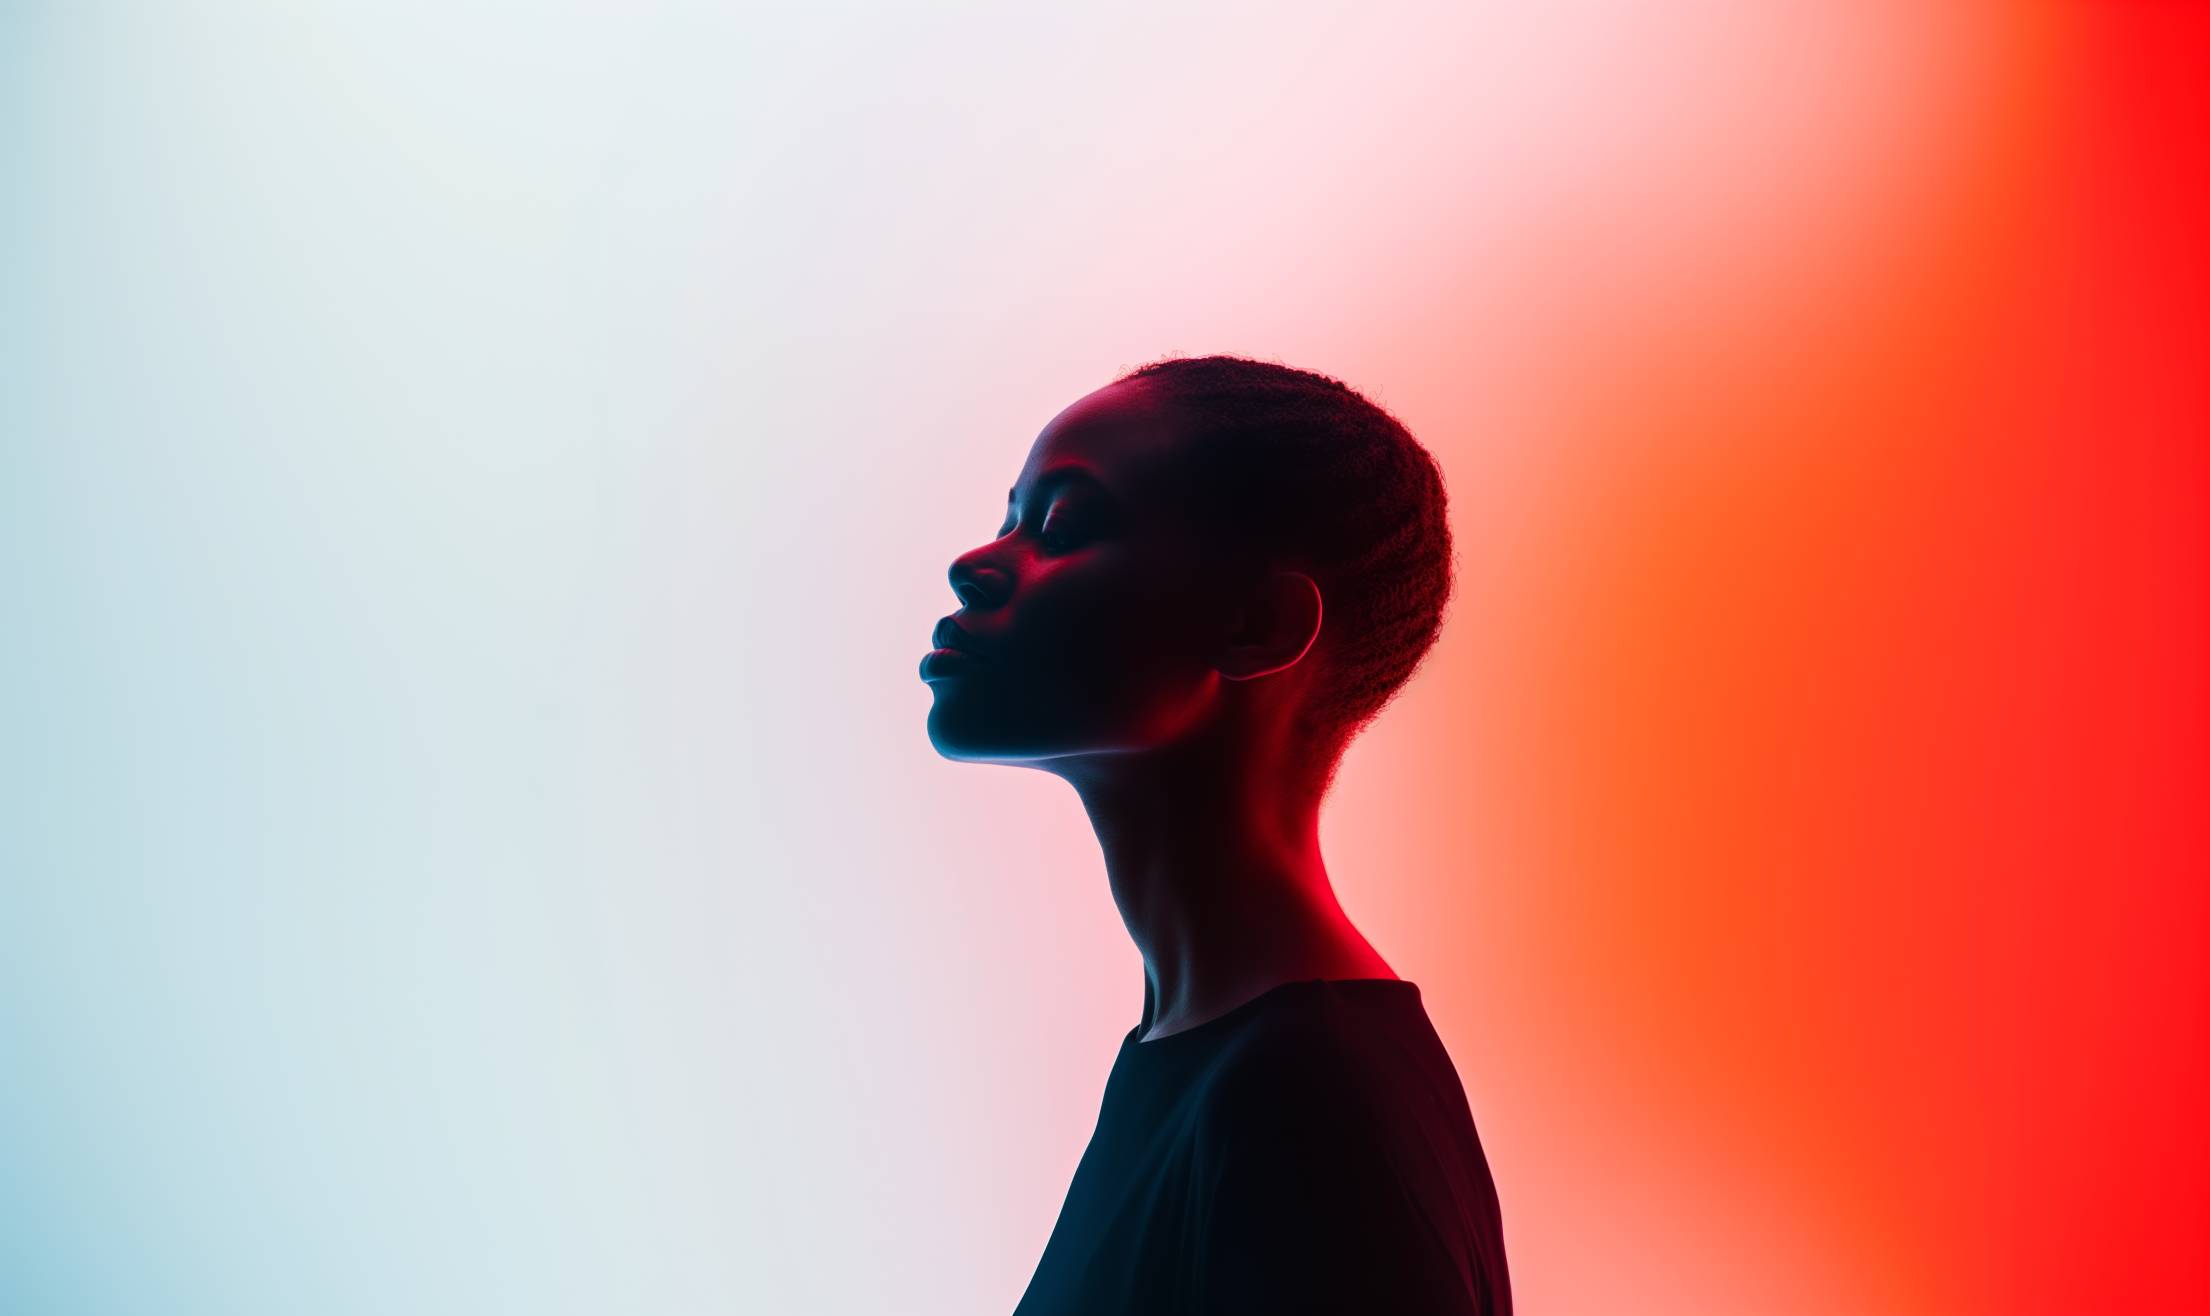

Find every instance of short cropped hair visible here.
[1113,354,1455,797]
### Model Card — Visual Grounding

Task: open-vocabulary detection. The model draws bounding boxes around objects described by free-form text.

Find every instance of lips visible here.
[921,616,992,683]
[932,616,989,656]
[919,647,980,681]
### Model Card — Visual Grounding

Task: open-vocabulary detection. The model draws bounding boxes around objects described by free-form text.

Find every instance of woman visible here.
[921,355,1511,1315]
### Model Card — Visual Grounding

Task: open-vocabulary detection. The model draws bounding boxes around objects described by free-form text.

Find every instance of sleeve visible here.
[1194,1068,1484,1316]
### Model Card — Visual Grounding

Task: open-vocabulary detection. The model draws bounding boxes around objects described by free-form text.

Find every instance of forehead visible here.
[1011,379,1191,505]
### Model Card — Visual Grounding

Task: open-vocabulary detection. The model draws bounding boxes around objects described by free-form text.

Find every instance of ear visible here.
[1216,569,1323,682]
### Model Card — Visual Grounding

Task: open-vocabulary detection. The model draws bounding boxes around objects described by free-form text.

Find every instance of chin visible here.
[925,702,1008,762]
[926,706,1063,766]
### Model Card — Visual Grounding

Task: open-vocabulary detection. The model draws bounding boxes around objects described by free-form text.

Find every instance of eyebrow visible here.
[1006,464,1114,507]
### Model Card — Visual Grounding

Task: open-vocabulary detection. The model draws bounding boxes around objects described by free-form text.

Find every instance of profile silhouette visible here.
[924,355,1510,1315]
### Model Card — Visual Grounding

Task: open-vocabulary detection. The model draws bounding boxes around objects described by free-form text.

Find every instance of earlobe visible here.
[1217,570,1322,683]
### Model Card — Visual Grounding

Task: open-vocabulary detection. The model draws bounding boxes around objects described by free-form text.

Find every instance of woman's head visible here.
[923,354,1454,800]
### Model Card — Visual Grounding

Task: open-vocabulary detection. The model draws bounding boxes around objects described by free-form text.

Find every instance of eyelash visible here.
[997,515,1079,552]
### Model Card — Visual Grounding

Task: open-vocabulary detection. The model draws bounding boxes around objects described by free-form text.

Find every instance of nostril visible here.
[948,559,982,606]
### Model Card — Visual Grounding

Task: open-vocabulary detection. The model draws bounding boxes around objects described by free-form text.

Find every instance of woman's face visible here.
[923,378,1232,766]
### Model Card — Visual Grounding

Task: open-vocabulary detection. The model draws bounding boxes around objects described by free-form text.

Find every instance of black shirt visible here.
[1010,977,1512,1315]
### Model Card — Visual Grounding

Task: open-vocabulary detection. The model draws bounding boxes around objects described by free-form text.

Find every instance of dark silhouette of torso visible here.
[1010,978,1512,1315]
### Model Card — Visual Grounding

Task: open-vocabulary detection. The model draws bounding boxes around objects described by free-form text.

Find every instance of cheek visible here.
[1022,564,1212,703]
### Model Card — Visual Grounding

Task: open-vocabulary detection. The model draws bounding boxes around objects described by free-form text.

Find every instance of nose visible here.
[948,547,1006,608]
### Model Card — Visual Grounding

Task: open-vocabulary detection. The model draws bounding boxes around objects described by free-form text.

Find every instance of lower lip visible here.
[920,647,982,681]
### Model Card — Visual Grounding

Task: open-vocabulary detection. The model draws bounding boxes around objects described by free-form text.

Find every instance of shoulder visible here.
[1178,986,1512,1313]
[1191,1005,1412,1160]
[1186,1009,1500,1312]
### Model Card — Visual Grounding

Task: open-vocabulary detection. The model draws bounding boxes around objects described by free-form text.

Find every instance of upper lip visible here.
[932,616,989,656]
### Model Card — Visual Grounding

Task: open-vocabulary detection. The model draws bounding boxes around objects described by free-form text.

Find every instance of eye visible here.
[1038,513,1087,552]
[995,497,1093,553]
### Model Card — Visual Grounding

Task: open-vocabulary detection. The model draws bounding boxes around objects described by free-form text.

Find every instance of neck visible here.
[1057,714,1395,1042]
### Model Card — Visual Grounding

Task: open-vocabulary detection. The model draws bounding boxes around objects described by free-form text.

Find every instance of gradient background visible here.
[5,3,2205,1313]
